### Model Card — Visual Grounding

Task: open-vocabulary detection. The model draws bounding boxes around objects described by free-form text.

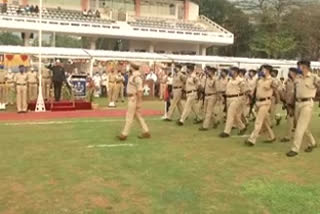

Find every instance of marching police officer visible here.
[280,68,297,142]
[286,60,320,157]
[245,65,278,146]
[0,66,6,110]
[220,67,248,138]
[164,64,186,121]
[27,67,39,101]
[199,66,218,131]
[118,64,150,141]
[177,64,202,126]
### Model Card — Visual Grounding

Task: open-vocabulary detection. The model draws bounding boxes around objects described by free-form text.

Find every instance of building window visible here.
[169,4,175,16]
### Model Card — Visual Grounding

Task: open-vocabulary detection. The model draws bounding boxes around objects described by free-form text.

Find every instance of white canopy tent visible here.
[1,45,320,76]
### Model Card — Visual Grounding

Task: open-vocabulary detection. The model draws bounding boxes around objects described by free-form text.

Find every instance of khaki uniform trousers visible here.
[202,95,218,129]
[0,83,5,103]
[248,102,275,144]
[16,85,28,112]
[6,83,15,104]
[269,96,277,126]
[42,78,51,100]
[224,97,246,134]
[167,88,184,119]
[114,83,121,102]
[28,83,38,101]
[214,94,225,124]
[160,83,166,100]
[284,106,295,140]
[291,101,316,153]
[119,83,124,101]
[180,92,200,123]
[108,83,116,102]
[122,95,149,136]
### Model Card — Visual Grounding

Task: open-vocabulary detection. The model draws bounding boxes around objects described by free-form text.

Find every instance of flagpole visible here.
[35,0,46,112]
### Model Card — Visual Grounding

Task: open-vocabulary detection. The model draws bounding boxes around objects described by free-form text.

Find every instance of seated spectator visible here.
[30,5,35,13]
[25,5,30,12]
[87,9,93,17]
[16,6,23,14]
[82,9,88,17]
[34,5,39,13]
[95,9,100,18]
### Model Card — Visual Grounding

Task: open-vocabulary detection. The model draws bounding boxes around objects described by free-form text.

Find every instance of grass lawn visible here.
[0,100,320,214]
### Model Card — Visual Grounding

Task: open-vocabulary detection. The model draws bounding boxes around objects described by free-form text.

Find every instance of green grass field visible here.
[1,100,320,214]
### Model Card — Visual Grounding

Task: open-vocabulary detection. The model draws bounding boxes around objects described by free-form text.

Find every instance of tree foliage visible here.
[0,32,23,46]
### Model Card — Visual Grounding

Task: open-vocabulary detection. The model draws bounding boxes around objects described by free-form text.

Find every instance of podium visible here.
[71,74,87,99]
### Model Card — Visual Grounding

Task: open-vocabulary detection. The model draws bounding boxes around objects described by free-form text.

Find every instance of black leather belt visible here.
[186,90,197,94]
[28,83,37,84]
[173,86,182,89]
[296,98,313,102]
[0,82,5,84]
[17,84,26,86]
[257,97,271,102]
[109,81,115,83]
[205,93,216,97]
[226,93,244,98]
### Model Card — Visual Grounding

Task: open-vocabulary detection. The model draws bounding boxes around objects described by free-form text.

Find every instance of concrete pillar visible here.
[149,43,155,53]
[23,32,31,47]
[201,46,207,56]
[21,0,28,6]
[81,0,89,11]
[89,37,97,50]
[51,32,56,47]
[196,44,200,55]
[184,0,189,21]
[135,0,141,16]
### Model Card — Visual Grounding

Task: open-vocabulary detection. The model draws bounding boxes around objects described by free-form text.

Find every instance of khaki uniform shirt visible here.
[204,76,217,94]
[5,73,15,84]
[127,71,143,95]
[160,74,168,84]
[0,71,7,83]
[247,76,257,95]
[216,77,228,93]
[116,74,124,83]
[14,73,28,85]
[226,76,246,96]
[27,72,38,84]
[42,68,51,79]
[172,72,186,88]
[108,73,117,83]
[256,76,278,105]
[295,72,320,99]
[185,73,199,92]
[282,78,295,105]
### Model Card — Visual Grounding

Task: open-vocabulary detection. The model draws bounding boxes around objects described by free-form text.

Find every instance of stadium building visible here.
[0,0,234,55]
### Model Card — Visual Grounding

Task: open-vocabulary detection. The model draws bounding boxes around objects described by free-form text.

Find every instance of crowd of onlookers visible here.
[16,4,39,14]
[82,9,100,18]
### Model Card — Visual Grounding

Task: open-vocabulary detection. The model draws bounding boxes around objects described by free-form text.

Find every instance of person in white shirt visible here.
[101,71,108,97]
[146,71,158,83]
[92,72,102,97]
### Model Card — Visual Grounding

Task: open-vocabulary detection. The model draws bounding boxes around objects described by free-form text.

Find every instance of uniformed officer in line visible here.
[27,67,39,101]
[280,68,297,143]
[163,64,186,121]
[269,69,282,127]
[219,67,248,138]
[42,65,52,100]
[117,63,150,141]
[177,64,202,126]
[239,69,249,126]
[0,66,7,110]
[108,68,117,107]
[199,66,218,131]
[286,60,320,157]
[245,65,278,146]
[5,68,15,105]
[15,65,28,113]
[214,69,229,128]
